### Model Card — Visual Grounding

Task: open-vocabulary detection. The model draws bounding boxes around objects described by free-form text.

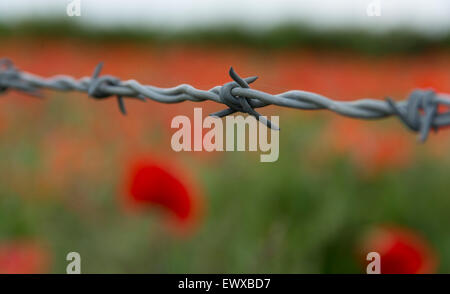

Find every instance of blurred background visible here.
[0,0,449,273]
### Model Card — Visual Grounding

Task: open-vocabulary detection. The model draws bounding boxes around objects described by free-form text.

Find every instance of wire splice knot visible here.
[386,90,441,142]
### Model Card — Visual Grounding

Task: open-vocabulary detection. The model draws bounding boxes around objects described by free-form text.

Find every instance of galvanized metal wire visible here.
[1,57,449,142]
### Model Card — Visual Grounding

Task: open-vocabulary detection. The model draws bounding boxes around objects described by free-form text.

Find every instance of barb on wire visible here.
[0,58,42,97]
[0,57,449,142]
[87,62,145,115]
[211,67,279,130]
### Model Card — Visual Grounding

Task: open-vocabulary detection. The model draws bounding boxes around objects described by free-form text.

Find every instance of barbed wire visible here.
[0,57,449,142]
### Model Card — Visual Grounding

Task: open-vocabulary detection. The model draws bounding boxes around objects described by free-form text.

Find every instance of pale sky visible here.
[0,0,449,34]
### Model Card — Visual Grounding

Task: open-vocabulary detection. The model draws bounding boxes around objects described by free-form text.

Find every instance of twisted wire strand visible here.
[0,58,449,142]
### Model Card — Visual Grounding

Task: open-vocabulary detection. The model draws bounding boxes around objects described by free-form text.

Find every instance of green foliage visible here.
[0,19,449,55]
[0,96,448,273]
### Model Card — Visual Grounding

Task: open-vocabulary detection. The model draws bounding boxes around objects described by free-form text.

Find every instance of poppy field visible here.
[0,31,449,273]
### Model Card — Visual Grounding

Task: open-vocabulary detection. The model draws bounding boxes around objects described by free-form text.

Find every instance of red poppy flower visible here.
[0,241,50,274]
[360,226,437,274]
[125,156,204,233]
